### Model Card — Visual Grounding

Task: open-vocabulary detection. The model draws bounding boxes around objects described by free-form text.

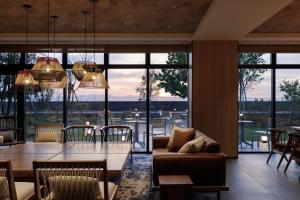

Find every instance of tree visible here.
[136,69,160,101]
[238,53,267,113]
[154,53,188,98]
[279,79,300,125]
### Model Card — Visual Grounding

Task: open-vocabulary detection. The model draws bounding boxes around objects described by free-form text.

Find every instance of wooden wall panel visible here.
[192,41,238,157]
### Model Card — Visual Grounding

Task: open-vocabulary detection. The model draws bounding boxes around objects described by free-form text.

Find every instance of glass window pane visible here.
[109,53,145,64]
[239,53,271,65]
[276,69,300,131]
[277,53,300,64]
[26,53,62,64]
[66,69,105,131]
[0,53,21,64]
[0,74,16,116]
[238,68,271,152]
[151,53,187,65]
[26,88,63,141]
[149,68,189,149]
[108,69,146,152]
[67,53,104,64]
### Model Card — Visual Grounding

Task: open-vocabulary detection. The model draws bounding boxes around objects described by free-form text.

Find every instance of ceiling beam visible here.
[0,33,193,45]
[241,33,300,45]
[193,0,294,40]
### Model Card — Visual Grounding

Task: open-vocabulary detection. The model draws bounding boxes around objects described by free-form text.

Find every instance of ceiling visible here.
[0,0,213,33]
[253,0,300,33]
[0,0,299,45]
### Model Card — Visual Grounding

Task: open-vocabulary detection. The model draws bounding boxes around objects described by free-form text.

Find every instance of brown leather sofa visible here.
[152,131,227,187]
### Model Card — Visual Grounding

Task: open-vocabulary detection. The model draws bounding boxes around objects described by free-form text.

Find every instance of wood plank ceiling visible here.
[0,0,213,33]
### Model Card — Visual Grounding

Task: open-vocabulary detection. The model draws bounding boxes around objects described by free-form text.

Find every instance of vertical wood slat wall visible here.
[192,41,238,157]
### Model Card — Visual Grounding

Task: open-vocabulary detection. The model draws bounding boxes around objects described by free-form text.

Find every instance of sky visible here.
[245,53,300,101]
[32,52,300,102]
[39,53,187,102]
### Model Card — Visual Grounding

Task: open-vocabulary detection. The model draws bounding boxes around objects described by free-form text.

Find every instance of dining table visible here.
[0,142,131,181]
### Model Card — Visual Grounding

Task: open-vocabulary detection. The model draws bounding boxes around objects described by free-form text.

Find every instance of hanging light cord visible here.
[47,0,50,57]
[93,1,96,66]
[26,6,29,62]
[84,11,87,61]
[52,16,56,58]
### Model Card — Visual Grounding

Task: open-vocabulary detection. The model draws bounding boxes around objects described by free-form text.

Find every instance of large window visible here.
[0,51,190,153]
[238,52,300,152]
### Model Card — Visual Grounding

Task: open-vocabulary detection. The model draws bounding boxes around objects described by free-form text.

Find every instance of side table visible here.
[159,175,193,200]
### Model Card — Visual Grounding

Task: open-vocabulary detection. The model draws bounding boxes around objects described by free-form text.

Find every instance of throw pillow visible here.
[167,127,194,150]
[167,127,195,152]
[47,176,101,200]
[35,132,59,142]
[0,131,15,143]
[178,136,205,153]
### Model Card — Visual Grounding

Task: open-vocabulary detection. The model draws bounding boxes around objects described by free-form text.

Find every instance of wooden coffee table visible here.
[159,175,193,200]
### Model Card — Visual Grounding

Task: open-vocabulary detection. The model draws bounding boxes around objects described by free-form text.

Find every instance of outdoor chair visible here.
[32,160,118,200]
[0,160,34,200]
[284,132,300,173]
[62,125,97,143]
[170,112,183,127]
[100,125,133,162]
[149,118,168,136]
[34,124,64,143]
[266,128,290,169]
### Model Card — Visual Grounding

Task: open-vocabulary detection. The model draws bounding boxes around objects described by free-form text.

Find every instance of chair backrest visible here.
[62,125,96,143]
[152,118,167,129]
[32,160,108,200]
[101,125,132,143]
[35,124,64,143]
[289,132,300,160]
[268,128,288,150]
[0,160,17,200]
[0,116,15,130]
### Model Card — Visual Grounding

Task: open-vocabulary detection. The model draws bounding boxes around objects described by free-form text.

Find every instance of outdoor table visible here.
[238,120,253,148]
[126,119,146,148]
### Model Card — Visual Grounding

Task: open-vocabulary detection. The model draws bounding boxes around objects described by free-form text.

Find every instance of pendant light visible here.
[79,0,109,89]
[31,0,65,82]
[40,15,68,89]
[71,11,89,81]
[15,4,39,88]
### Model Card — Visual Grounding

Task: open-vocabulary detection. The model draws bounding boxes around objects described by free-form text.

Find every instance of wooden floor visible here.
[219,154,300,200]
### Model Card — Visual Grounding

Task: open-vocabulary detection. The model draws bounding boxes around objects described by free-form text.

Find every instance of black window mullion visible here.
[271,53,276,128]
[62,52,68,127]
[104,53,109,126]
[146,53,150,153]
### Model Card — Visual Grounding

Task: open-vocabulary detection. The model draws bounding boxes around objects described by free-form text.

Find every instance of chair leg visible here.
[216,191,220,200]
[266,150,273,164]
[284,155,293,173]
[277,152,287,169]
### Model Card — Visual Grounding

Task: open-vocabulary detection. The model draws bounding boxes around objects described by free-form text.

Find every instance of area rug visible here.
[116,154,217,200]
[116,154,155,200]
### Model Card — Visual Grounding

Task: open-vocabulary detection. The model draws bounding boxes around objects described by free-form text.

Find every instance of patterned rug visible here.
[116,154,217,200]
[116,154,156,200]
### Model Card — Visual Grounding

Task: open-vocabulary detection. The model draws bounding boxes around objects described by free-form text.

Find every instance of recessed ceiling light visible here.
[167,25,172,28]
[171,5,176,9]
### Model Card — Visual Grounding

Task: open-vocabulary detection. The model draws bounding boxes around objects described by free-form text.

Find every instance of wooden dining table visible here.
[0,142,131,181]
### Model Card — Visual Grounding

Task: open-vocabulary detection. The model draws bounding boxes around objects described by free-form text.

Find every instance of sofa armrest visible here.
[153,136,170,149]
[152,153,226,186]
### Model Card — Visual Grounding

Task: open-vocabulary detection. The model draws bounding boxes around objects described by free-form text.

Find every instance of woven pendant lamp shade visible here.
[79,71,109,89]
[15,70,39,87]
[71,61,93,81]
[41,75,68,89]
[31,57,65,81]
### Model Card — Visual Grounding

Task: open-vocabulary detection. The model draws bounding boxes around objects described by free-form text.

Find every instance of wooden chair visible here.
[0,160,34,200]
[284,132,300,173]
[266,128,290,169]
[100,125,132,162]
[62,125,97,143]
[32,160,118,200]
[34,124,64,143]
[0,116,23,146]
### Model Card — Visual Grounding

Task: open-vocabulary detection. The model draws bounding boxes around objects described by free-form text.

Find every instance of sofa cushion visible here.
[178,136,205,153]
[167,127,195,152]
[195,131,220,153]
[0,130,15,143]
